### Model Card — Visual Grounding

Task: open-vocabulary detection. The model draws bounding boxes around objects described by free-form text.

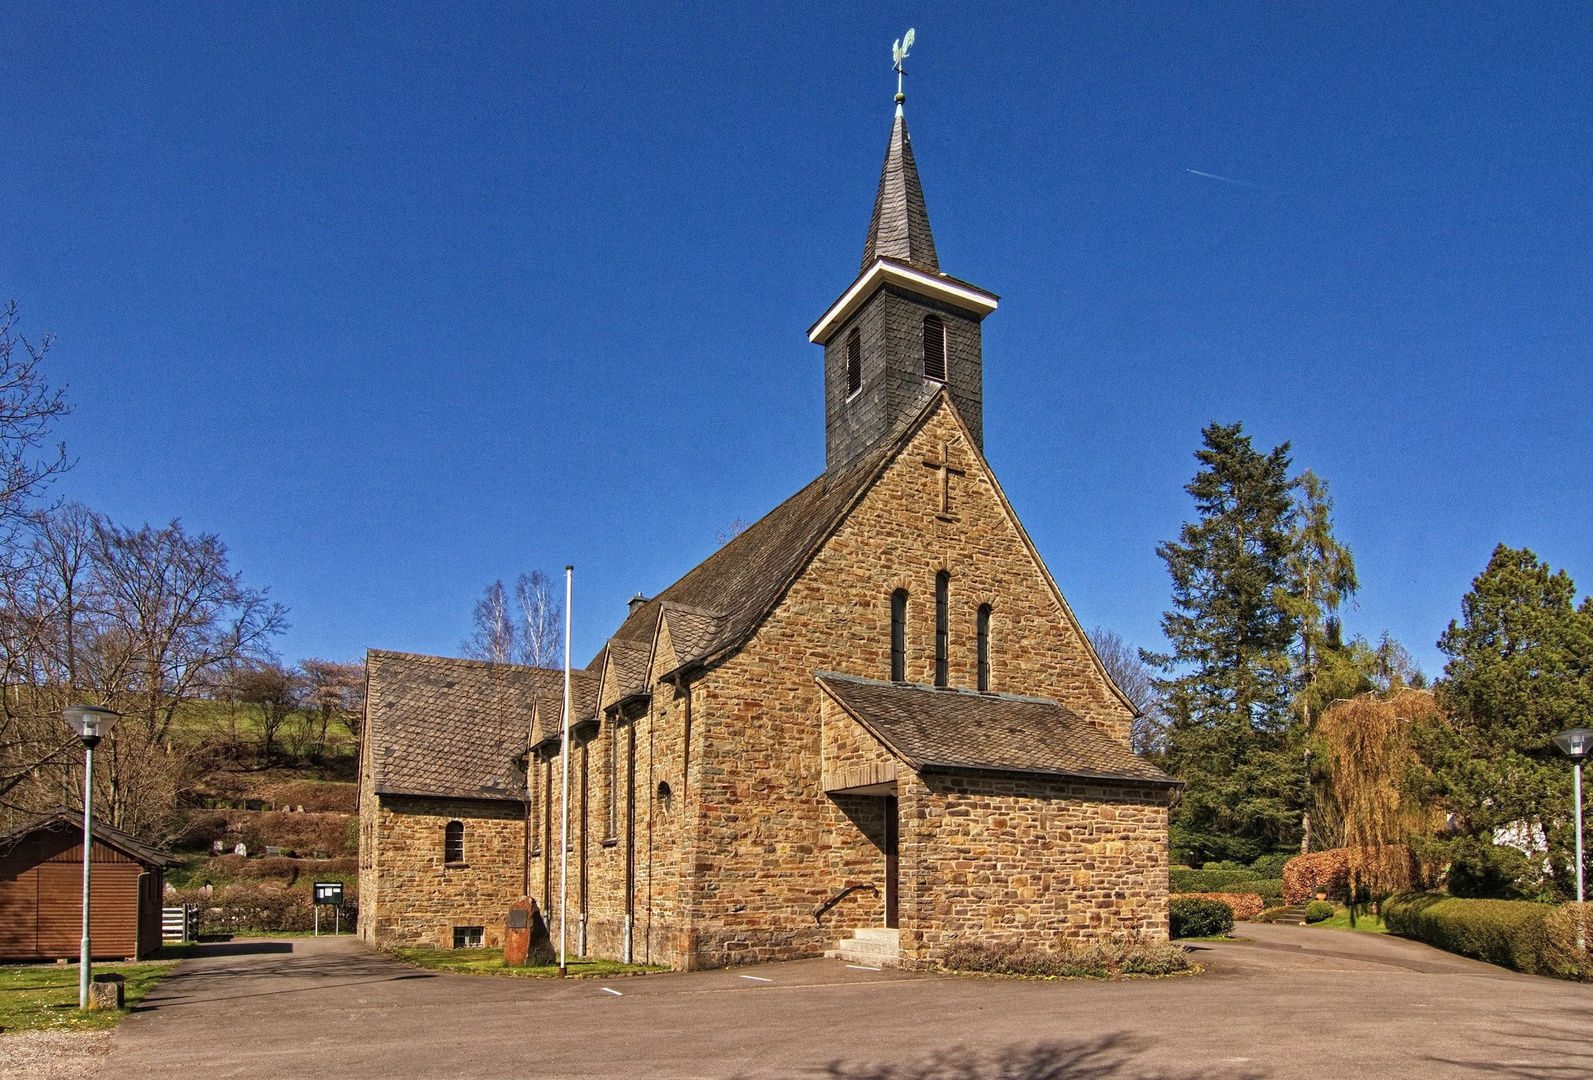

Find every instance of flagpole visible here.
[559,565,572,977]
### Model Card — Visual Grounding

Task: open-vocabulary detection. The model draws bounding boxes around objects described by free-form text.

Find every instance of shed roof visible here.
[0,810,179,868]
[815,672,1176,786]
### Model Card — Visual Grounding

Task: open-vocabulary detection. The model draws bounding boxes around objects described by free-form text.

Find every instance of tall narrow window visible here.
[976,604,992,691]
[845,327,862,397]
[890,589,908,682]
[934,572,950,687]
[444,820,465,865]
[922,315,946,382]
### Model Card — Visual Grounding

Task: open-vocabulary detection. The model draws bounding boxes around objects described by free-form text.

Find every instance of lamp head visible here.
[1552,728,1593,762]
[63,705,120,745]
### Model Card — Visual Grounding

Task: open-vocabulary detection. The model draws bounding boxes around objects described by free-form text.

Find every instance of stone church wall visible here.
[363,795,527,948]
[898,771,1170,968]
[681,399,1157,968]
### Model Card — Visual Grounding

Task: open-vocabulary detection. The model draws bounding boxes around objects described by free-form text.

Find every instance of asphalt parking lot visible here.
[106,926,1591,1079]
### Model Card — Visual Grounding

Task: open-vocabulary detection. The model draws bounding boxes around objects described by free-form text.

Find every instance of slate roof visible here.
[604,638,653,703]
[815,672,1176,786]
[603,397,943,678]
[862,111,939,273]
[529,669,601,749]
[0,809,179,868]
[367,649,567,802]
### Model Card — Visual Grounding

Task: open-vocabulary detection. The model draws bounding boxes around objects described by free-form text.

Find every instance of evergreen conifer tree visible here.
[1147,422,1303,864]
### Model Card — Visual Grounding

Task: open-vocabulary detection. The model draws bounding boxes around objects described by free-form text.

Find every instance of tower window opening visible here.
[890,589,909,682]
[923,315,947,382]
[444,820,465,865]
[846,328,862,397]
[934,572,950,687]
[976,604,992,691]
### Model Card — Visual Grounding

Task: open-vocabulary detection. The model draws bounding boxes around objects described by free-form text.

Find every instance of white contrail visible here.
[1185,168,1263,190]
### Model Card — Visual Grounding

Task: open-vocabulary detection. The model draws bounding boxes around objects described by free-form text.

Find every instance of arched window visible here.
[922,315,947,382]
[976,604,992,691]
[444,820,465,865]
[890,589,909,682]
[934,572,950,687]
[846,327,862,397]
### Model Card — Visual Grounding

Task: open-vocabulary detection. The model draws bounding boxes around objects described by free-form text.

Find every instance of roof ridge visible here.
[367,648,564,676]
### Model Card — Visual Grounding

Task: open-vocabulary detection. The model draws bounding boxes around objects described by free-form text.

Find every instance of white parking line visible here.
[600,987,623,996]
[738,975,773,982]
[845,964,882,972]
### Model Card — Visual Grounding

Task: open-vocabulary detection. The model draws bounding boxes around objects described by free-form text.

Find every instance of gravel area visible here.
[0,1030,111,1080]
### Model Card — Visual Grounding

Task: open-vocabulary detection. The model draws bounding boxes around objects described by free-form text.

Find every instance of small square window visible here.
[453,925,485,948]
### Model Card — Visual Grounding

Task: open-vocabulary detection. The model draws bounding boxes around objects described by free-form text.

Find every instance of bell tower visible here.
[808,88,998,475]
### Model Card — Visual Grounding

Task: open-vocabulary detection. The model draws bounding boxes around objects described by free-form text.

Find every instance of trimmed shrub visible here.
[1283,846,1425,904]
[1304,901,1334,923]
[1243,878,1285,904]
[941,939,1189,978]
[1170,868,1260,894]
[1249,853,1294,878]
[1170,897,1234,939]
[1177,892,1265,920]
[1542,903,1593,981]
[1383,893,1553,974]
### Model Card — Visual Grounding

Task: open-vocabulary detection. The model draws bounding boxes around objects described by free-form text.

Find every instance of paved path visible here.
[109,927,1592,1079]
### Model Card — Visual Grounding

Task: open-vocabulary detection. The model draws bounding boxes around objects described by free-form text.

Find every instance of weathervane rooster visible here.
[892,28,915,104]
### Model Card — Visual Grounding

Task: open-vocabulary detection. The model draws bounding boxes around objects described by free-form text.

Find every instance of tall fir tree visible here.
[1427,545,1593,898]
[1147,422,1304,864]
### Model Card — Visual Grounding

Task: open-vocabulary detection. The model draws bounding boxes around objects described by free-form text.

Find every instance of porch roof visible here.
[814,672,1177,787]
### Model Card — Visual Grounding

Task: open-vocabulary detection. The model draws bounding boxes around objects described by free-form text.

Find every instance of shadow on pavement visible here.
[809,1033,1268,1080]
[1423,1010,1593,1078]
[158,941,294,960]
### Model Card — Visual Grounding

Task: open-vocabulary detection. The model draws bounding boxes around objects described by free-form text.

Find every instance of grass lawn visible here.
[0,962,178,1033]
[1310,907,1391,934]
[389,947,665,979]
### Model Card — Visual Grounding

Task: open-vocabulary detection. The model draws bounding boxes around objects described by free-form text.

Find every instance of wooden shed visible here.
[0,810,177,961]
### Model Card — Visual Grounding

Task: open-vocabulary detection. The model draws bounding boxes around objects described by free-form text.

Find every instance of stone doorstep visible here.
[827,926,901,967]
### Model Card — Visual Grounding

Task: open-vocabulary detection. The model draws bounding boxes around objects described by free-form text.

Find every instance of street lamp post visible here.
[1551,728,1593,953]
[63,705,120,1010]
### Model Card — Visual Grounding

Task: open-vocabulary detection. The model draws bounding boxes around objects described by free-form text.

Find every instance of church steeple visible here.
[809,82,999,476]
[861,112,939,273]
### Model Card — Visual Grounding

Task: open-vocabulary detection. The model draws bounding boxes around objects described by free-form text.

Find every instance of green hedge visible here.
[1170,897,1234,939]
[1170,869,1282,902]
[1383,893,1554,974]
[1170,868,1259,893]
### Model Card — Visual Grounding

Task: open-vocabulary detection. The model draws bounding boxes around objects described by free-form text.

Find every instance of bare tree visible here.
[463,580,516,663]
[0,506,286,833]
[513,571,562,668]
[0,302,70,539]
[465,574,563,668]
[231,661,300,763]
[1087,626,1169,756]
[299,658,365,752]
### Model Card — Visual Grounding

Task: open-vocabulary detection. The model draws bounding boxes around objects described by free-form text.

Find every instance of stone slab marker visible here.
[504,897,554,967]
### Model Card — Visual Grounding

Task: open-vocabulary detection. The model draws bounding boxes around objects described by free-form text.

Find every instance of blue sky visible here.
[4,2,1589,676]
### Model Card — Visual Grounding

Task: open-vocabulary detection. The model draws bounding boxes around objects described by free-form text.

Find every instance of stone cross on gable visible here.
[922,439,965,520]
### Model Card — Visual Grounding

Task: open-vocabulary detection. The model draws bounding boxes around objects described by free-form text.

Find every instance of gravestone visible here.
[504,897,554,967]
[233,843,248,857]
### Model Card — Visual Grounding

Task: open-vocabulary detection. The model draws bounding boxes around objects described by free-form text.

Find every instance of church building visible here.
[358,88,1177,970]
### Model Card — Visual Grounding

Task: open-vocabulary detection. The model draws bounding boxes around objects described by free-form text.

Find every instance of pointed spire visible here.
[861,111,940,273]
